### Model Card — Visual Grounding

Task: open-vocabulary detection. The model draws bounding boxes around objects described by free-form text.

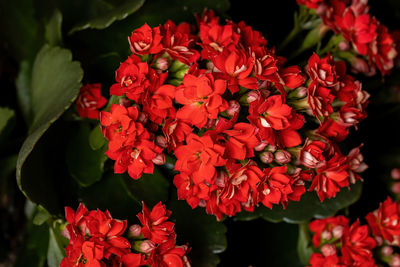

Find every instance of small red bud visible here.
[392,168,400,180]
[321,244,336,257]
[332,225,344,239]
[274,150,291,164]
[260,151,274,164]
[138,240,156,254]
[392,182,400,194]
[392,254,400,267]
[128,224,142,238]
[226,100,240,117]
[152,154,166,165]
[382,246,394,257]
[155,57,169,71]
[321,230,332,240]
[156,135,168,148]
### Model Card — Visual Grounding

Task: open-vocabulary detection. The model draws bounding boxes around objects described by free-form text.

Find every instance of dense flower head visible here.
[61,202,190,267]
[307,197,400,267]
[297,0,398,76]
[97,9,369,220]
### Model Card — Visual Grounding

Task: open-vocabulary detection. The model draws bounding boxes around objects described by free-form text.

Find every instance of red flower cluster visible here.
[308,197,400,267]
[61,202,190,267]
[297,0,398,76]
[76,83,107,119]
[101,10,368,220]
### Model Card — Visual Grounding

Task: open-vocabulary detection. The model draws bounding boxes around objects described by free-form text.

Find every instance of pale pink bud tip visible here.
[321,230,332,240]
[139,240,156,254]
[247,91,259,103]
[391,255,400,267]
[226,100,240,117]
[382,246,394,257]
[392,168,400,180]
[392,182,400,194]
[338,40,350,51]
[260,151,274,164]
[321,244,336,257]
[129,224,142,237]
[155,57,169,71]
[156,135,168,148]
[332,225,344,239]
[152,154,166,165]
[274,150,291,164]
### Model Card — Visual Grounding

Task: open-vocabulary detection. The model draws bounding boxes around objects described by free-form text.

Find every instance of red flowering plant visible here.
[301,197,400,267]
[91,10,371,221]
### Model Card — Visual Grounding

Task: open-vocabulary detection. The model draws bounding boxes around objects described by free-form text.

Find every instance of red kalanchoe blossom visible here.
[341,220,377,265]
[161,21,200,65]
[121,253,146,267]
[137,202,175,245]
[300,140,328,169]
[174,171,212,208]
[212,47,257,93]
[175,73,228,128]
[366,197,400,244]
[129,24,164,55]
[307,81,335,121]
[257,165,294,209]
[296,0,324,10]
[110,55,150,102]
[337,9,378,55]
[76,83,107,119]
[307,53,345,88]
[162,118,193,152]
[148,244,190,267]
[309,215,349,247]
[174,133,226,184]
[222,122,259,160]
[308,253,346,267]
[237,21,268,50]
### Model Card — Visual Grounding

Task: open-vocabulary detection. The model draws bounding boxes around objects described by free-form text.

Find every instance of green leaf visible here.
[69,0,146,33]
[235,181,362,223]
[89,124,106,150]
[45,9,63,46]
[169,199,227,267]
[16,61,33,123]
[0,107,15,142]
[66,123,107,187]
[297,223,314,265]
[47,225,67,267]
[33,206,52,226]
[122,167,170,207]
[16,45,83,213]
[80,172,141,222]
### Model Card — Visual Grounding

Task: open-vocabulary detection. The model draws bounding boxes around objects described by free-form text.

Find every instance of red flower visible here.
[222,123,259,160]
[175,73,228,128]
[337,9,378,55]
[110,55,150,102]
[174,134,226,184]
[307,53,342,88]
[174,171,212,209]
[297,0,324,9]
[121,253,146,267]
[161,21,200,65]
[341,220,377,265]
[129,24,164,55]
[317,118,349,142]
[307,81,335,121]
[369,24,398,76]
[237,21,267,50]
[257,166,294,209]
[76,83,107,119]
[199,23,240,59]
[279,65,305,89]
[366,197,400,244]
[148,244,190,267]
[212,47,257,93]
[308,253,345,267]
[162,119,193,152]
[300,140,328,169]
[137,202,175,245]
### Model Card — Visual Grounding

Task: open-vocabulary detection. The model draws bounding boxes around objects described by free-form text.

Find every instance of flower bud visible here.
[375,236,384,246]
[260,151,274,164]
[267,145,277,153]
[135,240,156,254]
[199,199,207,207]
[254,141,268,152]
[118,97,131,107]
[295,86,308,98]
[338,40,350,51]
[138,112,148,124]
[152,154,166,165]
[216,171,227,187]
[128,224,142,238]
[156,135,168,148]
[332,225,344,239]
[274,150,291,164]
[226,100,241,117]
[321,244,336,257]
[321,230,332,240]
[154,57,169,71]
[392,182,400,194]
[392,168,400,180]
[392,254,400,267]
[247,91,259,103]
[382,246,394,257]
[351,57,370,74]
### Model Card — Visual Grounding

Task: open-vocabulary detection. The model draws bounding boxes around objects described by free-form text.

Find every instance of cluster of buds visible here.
[297,0,398,76]
[308,197,400,267]
[60,202,190,267]
[76,10,369,220]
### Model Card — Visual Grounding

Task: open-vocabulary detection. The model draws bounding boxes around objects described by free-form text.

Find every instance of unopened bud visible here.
[260,151,274,164]
[226,100,241,117]
[295,86,308,98]
[338,40,350,51]
[392,168,400,180]
[321,244,336,257]
[152,154,166,165]
[128,224,142,238]
[62,228,71,240]
[138,112,148,124]
[118,97,131,107]
[382,246,394,257]
[247,91,259,103]
[321,230,332,240]
[332,225,344,239]
[392,182,400,194]
[351,58,369,74]
[136,240,156,254]
[267,145,277,153]
[155,57,169,71]
[375,236,384,246]
[392,254,400,267]
[156,135,168,148]
[275,150,291,164]
[254,141,268,152]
